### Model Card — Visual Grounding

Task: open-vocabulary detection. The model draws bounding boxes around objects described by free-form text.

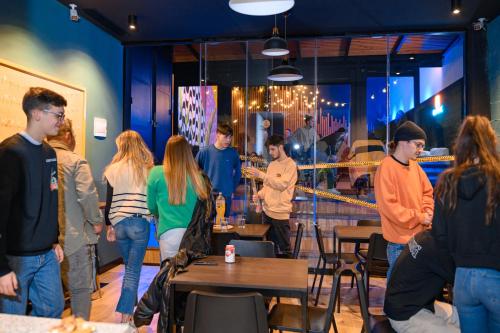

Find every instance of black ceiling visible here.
[57,0,499,44]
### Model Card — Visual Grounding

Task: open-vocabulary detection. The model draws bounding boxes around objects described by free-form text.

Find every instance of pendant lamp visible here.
[262,15,289,56]
[267,60,303,82]
[229,0,294,16]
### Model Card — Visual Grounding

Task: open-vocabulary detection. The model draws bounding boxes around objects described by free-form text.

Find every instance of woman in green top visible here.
[147,135,210,260]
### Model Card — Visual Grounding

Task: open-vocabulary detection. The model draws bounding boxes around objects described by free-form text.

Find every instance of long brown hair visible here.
[435,116,500,225]
[106,130,154,186]
[163,135,209,205]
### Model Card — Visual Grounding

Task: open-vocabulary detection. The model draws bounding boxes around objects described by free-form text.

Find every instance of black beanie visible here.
[394,121,427,142]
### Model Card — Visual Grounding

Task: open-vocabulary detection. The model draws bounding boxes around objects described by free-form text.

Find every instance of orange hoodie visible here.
[374,155,434,244]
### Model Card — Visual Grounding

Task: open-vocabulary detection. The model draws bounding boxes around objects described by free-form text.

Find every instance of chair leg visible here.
[311,256,321,293]
[350,271,355,288]
[366,273,370,308]
[354,271,370,333]
[331,268,343,314]
[315,260,327,306]
[332,312,339,333]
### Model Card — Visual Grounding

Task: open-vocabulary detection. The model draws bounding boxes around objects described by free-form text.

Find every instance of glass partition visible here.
[169,31,465,264]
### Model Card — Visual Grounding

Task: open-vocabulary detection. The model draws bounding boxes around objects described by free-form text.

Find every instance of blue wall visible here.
[0,0,123,265]
[487,16,500,140]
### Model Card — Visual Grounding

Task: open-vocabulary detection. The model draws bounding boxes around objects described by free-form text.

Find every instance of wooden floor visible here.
[66,264,386,333]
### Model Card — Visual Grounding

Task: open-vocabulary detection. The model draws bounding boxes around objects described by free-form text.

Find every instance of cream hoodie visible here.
[258,157,298,220]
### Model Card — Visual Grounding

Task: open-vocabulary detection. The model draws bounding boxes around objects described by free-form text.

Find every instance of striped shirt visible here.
[104,161,149,225]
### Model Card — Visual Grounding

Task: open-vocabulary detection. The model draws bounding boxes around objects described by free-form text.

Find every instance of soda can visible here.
[225,244,235,263]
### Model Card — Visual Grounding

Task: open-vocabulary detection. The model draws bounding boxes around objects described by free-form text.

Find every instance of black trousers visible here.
[263,213,291,256]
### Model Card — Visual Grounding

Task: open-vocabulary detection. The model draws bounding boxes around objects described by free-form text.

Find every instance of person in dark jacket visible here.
[433,115,500,333]
[133,175,215,333]
[0,87,66,317]
[384,230,459,332]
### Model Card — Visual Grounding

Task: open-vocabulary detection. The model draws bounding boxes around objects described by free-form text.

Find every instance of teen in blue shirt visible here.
[196,123,241,216]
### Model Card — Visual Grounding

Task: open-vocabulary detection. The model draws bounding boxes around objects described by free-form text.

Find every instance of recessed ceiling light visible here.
[128,15,137,30]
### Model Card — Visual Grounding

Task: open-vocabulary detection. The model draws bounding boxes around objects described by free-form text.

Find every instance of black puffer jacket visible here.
[133,184,215,333]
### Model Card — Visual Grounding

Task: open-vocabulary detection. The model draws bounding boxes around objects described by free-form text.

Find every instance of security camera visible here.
[69,4,79,22]
[472,18,487,31]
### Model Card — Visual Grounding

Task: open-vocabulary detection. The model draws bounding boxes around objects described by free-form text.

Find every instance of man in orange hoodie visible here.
[374,121,434,282]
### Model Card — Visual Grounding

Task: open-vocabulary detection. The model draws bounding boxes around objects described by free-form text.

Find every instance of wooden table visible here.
[334,225,382,259]
[212,223,270,240]
[169,256,309,332]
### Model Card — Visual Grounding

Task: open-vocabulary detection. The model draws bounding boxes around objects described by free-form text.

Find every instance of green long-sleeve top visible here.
[147,166,197,237]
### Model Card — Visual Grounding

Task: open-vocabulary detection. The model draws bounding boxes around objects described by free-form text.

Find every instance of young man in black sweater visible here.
[0,87,67,317]
[384,230,460,332]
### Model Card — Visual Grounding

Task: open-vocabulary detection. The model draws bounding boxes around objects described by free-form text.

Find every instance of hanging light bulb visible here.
[229,0,294,16]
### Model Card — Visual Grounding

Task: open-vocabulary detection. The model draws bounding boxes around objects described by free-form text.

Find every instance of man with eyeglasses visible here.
[374,121,434,283]
[0,87,67,317]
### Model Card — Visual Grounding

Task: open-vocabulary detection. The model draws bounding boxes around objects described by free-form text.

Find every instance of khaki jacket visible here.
[50,140,102,256]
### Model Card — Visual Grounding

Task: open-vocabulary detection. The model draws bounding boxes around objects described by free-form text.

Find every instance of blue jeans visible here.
[114,217,150,315]
[386,242,406,284]
[454,267,500,333]
[0,250,64,317]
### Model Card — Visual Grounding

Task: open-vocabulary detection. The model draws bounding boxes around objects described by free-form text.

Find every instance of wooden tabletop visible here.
[171,256,308,293]
[334,226,382,241]
[212,224,270,239]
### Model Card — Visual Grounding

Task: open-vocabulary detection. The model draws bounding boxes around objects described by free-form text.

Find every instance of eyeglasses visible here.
[43,109,65,121]
[410,141,425,149]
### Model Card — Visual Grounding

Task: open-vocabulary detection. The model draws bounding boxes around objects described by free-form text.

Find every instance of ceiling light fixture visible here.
[229,0,294,16]
[267,59,303,81]
[128,14,137,30]
[451,0,461,14]
[262,15,289,56]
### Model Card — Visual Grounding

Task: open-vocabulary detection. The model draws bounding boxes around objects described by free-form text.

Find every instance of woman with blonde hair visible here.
[103,130,154,323]
[433,116,500,332]
[147,135,209,261]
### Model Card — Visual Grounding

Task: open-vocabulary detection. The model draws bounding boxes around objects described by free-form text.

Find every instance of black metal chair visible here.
[268,266,340,333]
[183,290,268,333]
[311,224,340,306]
[269,261,372,333]
[229,239,276,258]
[350,219,381,288]
[292,222,305,259]
[354,220,382,260]
[360,233,389,307]
[276,222,304,259]
[210,231,240,255]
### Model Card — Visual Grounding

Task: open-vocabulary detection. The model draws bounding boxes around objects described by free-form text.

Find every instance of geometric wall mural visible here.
[178,85,217,147]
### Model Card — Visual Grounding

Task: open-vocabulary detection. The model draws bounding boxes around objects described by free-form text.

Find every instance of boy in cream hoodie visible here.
[249,135,298,256]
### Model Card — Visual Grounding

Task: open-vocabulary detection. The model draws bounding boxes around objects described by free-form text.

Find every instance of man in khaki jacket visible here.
[249,135,298,256]
[47,119,103,320]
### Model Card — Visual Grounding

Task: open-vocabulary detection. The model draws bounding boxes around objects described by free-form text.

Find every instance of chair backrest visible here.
[314,224,327,257]
[366,233,389,275]
[211,231,240,255]
[229,240,276,258]
[183,290,269,333]
[292,223,305,259]
[357,219,381,227]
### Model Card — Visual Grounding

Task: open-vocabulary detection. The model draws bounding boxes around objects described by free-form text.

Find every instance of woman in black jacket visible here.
[433,116,500,333]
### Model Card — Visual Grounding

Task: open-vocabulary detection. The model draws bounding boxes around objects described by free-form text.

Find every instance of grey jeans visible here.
[389,301,460,333]
[61,245,94,320]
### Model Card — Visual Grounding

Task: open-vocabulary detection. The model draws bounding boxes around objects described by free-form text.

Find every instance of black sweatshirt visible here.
[384,230,455,321]
[0,134,59,276]
[432,167,500,271]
